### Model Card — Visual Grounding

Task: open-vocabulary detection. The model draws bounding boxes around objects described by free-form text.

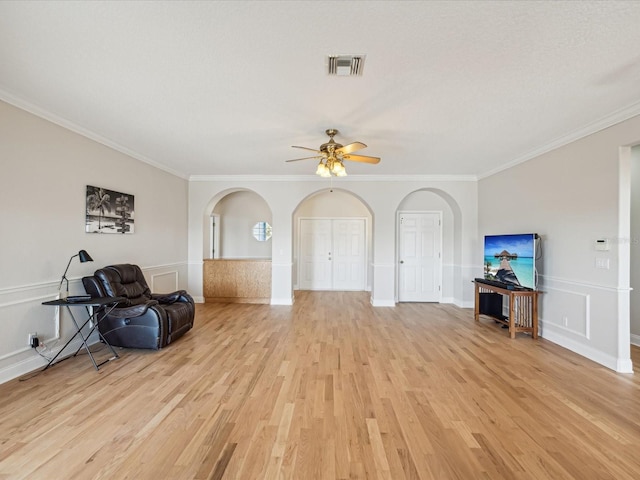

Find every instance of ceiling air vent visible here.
[327,55,366,76]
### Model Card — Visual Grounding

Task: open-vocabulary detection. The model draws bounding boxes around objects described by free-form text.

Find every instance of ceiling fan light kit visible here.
[286,128,380,177]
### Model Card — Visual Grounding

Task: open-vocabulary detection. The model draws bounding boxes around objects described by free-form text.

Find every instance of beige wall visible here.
[0,100,189,382]
[479,114,640,372]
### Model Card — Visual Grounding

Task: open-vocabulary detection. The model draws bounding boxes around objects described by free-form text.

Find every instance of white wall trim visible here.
[541,324,633,373]
[371,262,396,268]
[0,279,62,296]
[540,286,591,340]
[0,262,188,297]
[142,261,188,271]
[272,262,293,268]
[631,333,640,347]
[150,271,179,292]
[478,100,640,179]
[455,300,475,309]
[0,88,188,180]
[0,336,100,385]
[442,296,474,309]
[371,298,395,307]
[539,274,631,293]
[271,297,294,306]
[210,256,272,260]
[0,293,57,309]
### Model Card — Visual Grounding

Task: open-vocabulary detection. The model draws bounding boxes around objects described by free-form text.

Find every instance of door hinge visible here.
[438,285,441,291]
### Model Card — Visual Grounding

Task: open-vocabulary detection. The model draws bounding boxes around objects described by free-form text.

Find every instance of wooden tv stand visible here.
[473,280,539,339]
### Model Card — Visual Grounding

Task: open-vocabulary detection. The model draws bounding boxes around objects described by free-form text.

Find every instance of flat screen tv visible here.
[483,233,537,290]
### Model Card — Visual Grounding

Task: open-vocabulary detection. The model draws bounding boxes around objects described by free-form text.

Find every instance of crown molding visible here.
[478,100,640,180]
[0,88,189,180]
[189,174,478,182]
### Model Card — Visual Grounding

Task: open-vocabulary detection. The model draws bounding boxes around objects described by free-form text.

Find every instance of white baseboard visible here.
[271,297,294,306]
[0,336,101,385]
[451,298,474,309]
[541,323,633,373]
[193,296,205,304]
[371,298,395,307]
[631,333,640,347]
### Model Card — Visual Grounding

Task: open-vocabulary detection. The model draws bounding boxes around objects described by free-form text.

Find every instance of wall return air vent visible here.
[327,55,366,76]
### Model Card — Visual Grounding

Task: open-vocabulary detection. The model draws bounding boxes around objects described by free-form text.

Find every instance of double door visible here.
[299,218,366,291]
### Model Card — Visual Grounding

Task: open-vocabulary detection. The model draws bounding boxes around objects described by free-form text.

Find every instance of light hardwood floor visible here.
[1,291,639,479]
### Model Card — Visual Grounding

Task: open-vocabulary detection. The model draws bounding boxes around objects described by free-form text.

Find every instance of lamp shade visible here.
[78,250,93,263]
[59,249,94,293]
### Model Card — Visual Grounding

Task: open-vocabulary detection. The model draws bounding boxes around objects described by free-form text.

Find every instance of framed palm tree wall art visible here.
[85,185,135,234]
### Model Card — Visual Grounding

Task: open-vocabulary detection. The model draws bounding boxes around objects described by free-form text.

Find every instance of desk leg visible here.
[69,307,100,370]
[42,306,95,371]
[93,307,119,363]
[72,306,120,369]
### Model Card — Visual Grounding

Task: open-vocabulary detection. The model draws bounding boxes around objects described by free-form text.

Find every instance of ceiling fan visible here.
[286,128,380,177]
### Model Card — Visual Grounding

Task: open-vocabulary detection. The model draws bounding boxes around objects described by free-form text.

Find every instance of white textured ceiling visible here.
[1,1,640,179]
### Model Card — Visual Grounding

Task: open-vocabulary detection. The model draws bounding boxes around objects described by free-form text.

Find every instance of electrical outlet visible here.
[28,332,38,347]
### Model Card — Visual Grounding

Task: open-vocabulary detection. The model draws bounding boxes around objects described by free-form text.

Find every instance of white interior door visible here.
[299,219,332,290]
[299,218,366,291]
[332,219,366,290]
[398,212,442,302]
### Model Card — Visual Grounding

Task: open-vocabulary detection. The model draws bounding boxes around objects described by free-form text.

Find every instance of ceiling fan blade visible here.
[285,156,322,162]
[336,142,367,155]
[292,145,322,153]
[343,154,381,164]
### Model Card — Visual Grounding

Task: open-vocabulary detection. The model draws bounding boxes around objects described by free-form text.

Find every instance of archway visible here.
[396,188,463,303]
[202,188,272,260]
[292,188,374,292]
[202,189,273,303]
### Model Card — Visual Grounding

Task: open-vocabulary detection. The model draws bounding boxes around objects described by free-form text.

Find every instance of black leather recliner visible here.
[82,264,194,350]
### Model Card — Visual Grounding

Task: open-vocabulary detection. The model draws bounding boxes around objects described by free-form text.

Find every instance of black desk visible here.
[41,297,124,371]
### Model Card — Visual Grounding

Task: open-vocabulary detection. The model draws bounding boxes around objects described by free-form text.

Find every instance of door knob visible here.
[400,260,404,264]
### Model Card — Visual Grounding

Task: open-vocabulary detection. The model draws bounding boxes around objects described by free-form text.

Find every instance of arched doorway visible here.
[396,188,462,303]
[202,189,273,303]
[292,188,373,292]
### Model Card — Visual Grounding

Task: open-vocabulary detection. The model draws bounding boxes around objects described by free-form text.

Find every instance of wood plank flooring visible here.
[1,291,640,479]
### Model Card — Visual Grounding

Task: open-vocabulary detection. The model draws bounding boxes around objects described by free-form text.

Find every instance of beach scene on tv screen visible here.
[484,234,535,289]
